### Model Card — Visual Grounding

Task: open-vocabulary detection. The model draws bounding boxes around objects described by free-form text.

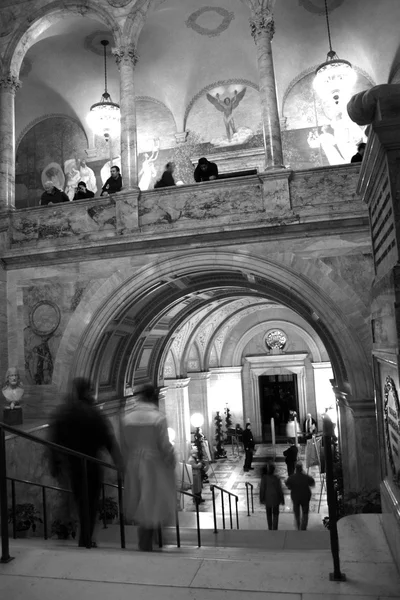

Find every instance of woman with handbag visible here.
[259,463,285,530]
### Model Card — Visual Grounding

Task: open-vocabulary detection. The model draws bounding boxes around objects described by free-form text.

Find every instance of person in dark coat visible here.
[303,413,317,439]
[154,162,176,188]
[259,463,284,530]
[73,181,95,200]
[49,377,123,548]
[351,142,366,163]
[100,165,122,195]
[285,462,315,530]
[40,181,69,206]
[242,423,255,472]
[283,439,298,476]
[194,157,218,182]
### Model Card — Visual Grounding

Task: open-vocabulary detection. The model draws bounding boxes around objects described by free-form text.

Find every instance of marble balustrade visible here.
[4,164,365,255]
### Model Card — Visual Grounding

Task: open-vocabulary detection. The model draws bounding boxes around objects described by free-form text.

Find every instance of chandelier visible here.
[87,40,120,139]
[313,0,356,105]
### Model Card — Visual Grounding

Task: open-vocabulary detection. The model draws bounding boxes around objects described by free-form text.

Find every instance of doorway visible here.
[259,374,298,441]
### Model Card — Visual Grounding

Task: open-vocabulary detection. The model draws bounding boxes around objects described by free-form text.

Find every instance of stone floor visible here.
[181,443,328,525]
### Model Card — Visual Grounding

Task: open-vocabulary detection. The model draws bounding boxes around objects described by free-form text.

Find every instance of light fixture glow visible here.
[87,40,120,139]
[314,1,356,106]
[167,427,176,444]
[190,413,204,428]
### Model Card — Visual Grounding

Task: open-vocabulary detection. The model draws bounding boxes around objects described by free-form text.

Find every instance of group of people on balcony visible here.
[39,157,219,206]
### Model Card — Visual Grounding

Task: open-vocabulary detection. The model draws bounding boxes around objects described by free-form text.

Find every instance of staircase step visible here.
[97,524,330,551]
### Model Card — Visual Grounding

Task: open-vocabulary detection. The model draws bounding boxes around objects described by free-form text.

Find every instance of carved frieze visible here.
[112,44,139,68]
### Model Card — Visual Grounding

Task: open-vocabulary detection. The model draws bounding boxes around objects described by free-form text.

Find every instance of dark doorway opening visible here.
[259,374,298,442]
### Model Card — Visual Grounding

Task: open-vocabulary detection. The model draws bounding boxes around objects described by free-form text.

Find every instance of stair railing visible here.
[245,481,254,516]
[210,484,239,533]
[177,489,201,547]
[0,422,125,564]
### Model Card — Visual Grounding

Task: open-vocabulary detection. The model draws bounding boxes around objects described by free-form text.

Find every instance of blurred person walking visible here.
[121,385,176,551]
[49,377,123,548]
[259,463,285,530]
[285,462,315,530]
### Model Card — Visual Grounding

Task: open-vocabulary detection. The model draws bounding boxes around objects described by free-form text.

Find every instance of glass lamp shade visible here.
[190,413,204,428]
[314,58,357,105]
[87,98,120,138]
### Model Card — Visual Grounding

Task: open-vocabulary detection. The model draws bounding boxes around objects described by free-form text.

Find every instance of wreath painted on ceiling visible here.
[185,7,235,38]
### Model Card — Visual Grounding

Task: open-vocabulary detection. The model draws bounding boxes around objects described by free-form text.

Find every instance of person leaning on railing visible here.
[100,165,123,196]
[40,181,69,206]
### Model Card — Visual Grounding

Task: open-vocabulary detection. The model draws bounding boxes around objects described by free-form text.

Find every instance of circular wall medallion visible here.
[107,0,132,7]
[185,7,235,38]
[298,0,344,14]
[384,376,400,486]
[29,301,61,337]
[265,329,287,351]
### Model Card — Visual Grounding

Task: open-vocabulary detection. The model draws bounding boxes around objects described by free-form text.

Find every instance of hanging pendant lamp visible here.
[87,40,120,139]
[313,0,356,105]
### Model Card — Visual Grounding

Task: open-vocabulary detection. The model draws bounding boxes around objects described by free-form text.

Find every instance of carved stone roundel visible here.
[186,7,235,38]
[107,0,132,7]
[265,329,287,350]
[30,301,61,337]
[299,0,344,14]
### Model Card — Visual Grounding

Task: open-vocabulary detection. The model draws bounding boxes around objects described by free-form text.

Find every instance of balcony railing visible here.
[3,165,366,262]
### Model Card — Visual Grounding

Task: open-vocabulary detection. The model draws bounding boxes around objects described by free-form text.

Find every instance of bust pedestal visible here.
[3,406,23,426]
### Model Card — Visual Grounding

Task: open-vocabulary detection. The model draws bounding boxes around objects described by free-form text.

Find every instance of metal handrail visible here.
[210,484,239,533]
[245,481,254,516]
[0,422,125,563]
[177,489,201,547]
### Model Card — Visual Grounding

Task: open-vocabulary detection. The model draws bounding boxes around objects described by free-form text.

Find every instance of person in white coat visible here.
[121,385,176,551]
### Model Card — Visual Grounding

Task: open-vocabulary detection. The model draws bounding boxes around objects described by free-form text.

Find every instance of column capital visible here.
[112,44,139,69]
[165,377,191,389]
[0,73,21,94]
[249,8,275,41]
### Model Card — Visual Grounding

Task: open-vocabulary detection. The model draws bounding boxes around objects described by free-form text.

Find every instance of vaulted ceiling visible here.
[11,0,400,141]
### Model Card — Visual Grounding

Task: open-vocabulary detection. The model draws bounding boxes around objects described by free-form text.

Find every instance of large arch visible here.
[53,250,372,405]
[3,1,122,77]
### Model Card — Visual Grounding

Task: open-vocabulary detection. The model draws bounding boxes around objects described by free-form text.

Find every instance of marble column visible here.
[0,73,20,210]
[187,372,211,442]
[247,1,284,169]
[162,378,191,462]
[112,45,138,189]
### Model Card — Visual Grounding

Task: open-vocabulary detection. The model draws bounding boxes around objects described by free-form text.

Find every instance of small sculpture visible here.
[2,366,24,410]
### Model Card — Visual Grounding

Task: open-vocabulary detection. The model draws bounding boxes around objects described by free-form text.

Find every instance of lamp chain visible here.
[103,42,108,94]
[324,0,333,53]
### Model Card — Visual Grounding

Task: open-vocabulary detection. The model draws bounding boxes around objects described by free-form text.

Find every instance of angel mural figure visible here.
[79,159,97,195]
[206,88,247,142]
[138,142,159,191]
[64,158,81,200]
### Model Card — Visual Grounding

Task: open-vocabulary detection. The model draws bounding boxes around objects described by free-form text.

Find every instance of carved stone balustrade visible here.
[2,164,367,267]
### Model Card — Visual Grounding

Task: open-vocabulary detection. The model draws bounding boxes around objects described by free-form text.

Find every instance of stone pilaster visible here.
[187,372,211,442]
[0,73,21,210]
[247,1,284,169]
[162,378,191,462]
[112,45,139,189]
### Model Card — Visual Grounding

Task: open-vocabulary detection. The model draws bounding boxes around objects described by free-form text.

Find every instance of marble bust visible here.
[2,367,24,410]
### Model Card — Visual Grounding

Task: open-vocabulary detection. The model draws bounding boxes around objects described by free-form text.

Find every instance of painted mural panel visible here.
[16,116,88,209]
[186,84,262,149]
[282,70,372,167]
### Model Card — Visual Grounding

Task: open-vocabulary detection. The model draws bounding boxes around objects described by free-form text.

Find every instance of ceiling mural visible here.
[298,0,345,14]
[185,7,235,37]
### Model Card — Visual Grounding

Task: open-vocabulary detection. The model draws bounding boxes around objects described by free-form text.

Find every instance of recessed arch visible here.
[53,250,372,406]
[4,1,122,77]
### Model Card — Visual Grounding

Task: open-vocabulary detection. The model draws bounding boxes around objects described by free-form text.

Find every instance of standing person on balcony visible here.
[259,463,285,530]
[194,157,218,182]
[73,181,95,200]
[154,162,176,188]
[242,422,255,472]
[351,142,366,163]
[100,165,122,196]
[121,384,176,552]
[40,181,69,206]
[49,377,123,548]
[285,462,315,531]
